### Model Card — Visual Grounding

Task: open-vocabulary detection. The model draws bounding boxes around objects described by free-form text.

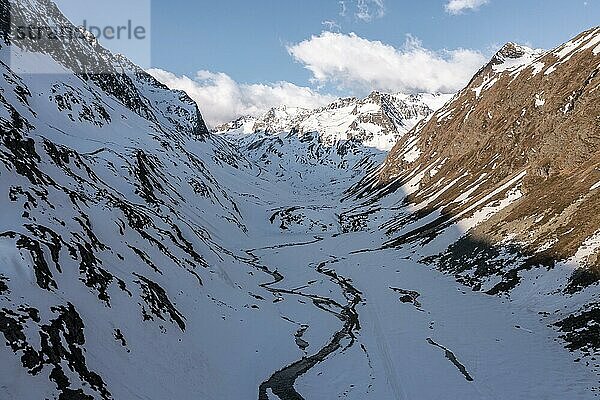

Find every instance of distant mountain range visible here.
[214,91,452,151]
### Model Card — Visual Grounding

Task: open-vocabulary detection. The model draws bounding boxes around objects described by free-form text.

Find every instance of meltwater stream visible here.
[246,242,363,400]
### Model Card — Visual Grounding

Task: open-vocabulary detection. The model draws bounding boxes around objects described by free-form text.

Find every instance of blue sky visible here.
[54,0,600,126]
[150,0,598,85]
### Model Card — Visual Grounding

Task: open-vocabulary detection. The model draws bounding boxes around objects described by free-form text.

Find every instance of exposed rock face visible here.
[373,28,600,269]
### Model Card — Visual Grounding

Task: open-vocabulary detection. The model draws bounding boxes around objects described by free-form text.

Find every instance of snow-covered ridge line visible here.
[214,91,453,151]
[7,0,210,139]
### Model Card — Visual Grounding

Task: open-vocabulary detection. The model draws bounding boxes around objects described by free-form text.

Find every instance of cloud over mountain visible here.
[147,69,335,127]
[287,32,486,94]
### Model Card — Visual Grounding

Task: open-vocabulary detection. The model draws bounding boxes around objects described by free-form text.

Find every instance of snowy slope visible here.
[1,1,599,399]
[1,1,316,399]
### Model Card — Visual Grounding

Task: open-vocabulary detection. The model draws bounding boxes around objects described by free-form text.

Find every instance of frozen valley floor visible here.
[231,172,598,400]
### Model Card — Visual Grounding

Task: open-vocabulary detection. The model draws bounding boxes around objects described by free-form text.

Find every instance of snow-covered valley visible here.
[229,160,599,400]
[2,1,600,399]
[222,131,599,400]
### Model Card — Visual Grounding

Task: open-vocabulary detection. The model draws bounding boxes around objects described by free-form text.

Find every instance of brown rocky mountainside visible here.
[345,27,600,354]
[354,27,600,293]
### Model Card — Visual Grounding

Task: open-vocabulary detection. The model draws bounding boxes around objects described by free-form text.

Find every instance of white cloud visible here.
[287,32,486,94]
[339,1,347,17]
[322,20,341,32]
[355,0,385,22]
[147,69,335,127]
[339,0,385,22]
[445,0,489,14]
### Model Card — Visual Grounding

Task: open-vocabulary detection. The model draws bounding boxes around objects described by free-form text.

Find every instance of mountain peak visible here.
[495,42,531,59]
[489,42,543,69]
[366,90,385,99]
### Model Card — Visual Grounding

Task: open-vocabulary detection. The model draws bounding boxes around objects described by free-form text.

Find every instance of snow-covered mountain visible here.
[214,91,452,151]
[2,1,600,399]
[348,28,600,361]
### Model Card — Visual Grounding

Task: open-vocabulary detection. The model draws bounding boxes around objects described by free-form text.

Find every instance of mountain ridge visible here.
[214,91,452,151]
